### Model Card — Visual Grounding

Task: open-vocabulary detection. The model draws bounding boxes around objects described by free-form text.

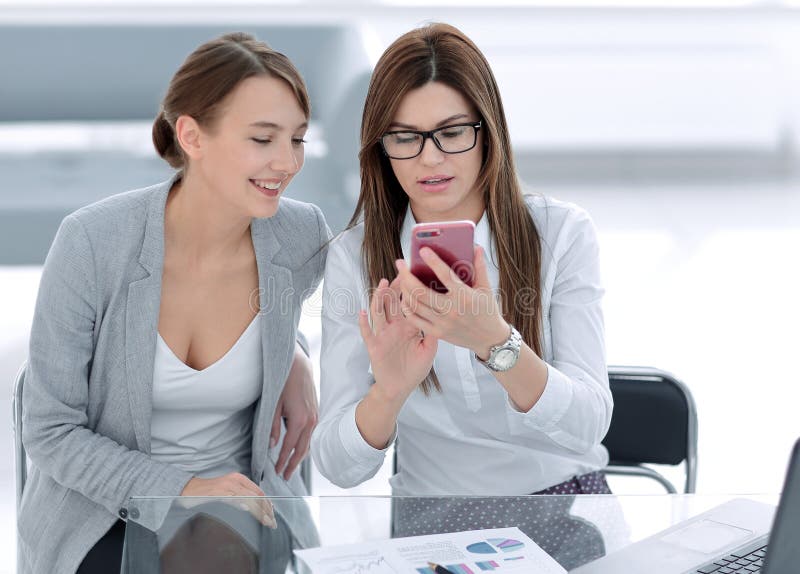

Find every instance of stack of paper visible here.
[294,527,567,574]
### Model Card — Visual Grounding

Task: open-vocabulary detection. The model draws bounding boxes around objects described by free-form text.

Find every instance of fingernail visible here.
[270,437,277,448]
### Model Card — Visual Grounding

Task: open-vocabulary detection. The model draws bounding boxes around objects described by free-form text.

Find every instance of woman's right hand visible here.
[354,278,438,450]
[358,278,438,403]
[180,473,276,528]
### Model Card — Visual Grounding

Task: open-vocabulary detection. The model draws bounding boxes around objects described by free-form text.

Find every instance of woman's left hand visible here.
[271,343,318,481]
[395,245,510,359]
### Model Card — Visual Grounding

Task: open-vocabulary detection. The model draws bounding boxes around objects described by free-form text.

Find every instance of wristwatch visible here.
[475,324,522,372]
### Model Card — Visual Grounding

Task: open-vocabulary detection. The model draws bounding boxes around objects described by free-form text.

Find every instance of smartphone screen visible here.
[410,220,475,293]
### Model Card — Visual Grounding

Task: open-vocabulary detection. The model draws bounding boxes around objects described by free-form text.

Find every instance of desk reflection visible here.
[124,494,776,573]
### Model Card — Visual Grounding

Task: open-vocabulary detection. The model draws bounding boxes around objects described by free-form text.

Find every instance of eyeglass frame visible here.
[379,120,483,160]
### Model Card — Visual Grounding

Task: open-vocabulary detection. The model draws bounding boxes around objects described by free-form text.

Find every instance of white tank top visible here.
[150,315,263,478]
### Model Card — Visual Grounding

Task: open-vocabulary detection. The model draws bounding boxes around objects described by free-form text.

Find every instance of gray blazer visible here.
[18,176,329,574]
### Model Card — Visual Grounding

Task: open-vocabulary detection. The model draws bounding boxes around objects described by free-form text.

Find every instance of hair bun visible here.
[151,111,183,168]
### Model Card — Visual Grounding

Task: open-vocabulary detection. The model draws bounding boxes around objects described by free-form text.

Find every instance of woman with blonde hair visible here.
[313,23,612,568]
[21,32,328,573]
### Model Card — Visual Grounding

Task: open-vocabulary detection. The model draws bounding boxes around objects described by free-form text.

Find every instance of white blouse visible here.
[311,195,612,495]
[150,315,263,479]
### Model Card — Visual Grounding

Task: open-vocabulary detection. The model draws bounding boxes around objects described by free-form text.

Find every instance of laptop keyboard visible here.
[695,540,769,573]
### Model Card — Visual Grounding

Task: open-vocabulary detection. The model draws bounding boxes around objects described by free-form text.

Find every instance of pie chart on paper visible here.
[466,538,525,555]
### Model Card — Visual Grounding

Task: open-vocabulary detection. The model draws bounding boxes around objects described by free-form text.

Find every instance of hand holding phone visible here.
[410,220,475,293]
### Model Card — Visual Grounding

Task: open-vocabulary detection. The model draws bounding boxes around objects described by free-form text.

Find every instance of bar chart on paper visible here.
[415,557,524,573]
[416,560,502,573]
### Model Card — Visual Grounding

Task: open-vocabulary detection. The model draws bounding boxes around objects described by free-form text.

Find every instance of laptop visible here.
[572,438,800,574]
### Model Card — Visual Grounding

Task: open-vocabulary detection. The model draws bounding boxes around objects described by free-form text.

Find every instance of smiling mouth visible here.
[250,179,282,191]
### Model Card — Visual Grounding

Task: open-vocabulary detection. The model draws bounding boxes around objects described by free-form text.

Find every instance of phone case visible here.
[410,220,475,293]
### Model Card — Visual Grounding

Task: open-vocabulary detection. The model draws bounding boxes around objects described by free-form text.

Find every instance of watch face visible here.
[494,348,517,369]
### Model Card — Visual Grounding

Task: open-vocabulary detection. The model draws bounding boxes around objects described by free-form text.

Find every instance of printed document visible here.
[294,526,567,573]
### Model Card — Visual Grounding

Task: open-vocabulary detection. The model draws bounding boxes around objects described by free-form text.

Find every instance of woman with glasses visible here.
[311,22,612,568]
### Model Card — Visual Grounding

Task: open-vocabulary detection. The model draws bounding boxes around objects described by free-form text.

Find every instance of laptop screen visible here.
[763,438,800,574]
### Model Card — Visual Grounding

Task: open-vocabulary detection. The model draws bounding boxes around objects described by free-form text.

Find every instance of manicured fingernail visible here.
[270,437,277,448]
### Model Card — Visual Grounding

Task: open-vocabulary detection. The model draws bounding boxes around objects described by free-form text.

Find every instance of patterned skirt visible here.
[391,471,612,571]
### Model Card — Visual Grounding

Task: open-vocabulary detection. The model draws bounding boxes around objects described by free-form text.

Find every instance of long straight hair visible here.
[348,23,543,393]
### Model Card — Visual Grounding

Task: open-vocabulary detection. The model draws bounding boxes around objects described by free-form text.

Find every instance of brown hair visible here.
[348,22,543,393]
[152,32,310,169]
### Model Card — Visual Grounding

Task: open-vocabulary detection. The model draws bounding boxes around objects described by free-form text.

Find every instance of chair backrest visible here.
[11,362,27,515]
[603,366,698,493]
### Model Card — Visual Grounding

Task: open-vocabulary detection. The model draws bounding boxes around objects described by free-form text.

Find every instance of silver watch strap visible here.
[476,324,522,371]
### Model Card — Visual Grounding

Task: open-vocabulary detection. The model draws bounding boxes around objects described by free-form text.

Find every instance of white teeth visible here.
[423,178,448,184]
[253,180,281,190]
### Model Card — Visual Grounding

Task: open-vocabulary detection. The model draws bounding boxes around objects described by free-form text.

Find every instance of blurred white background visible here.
[2,1,800,572]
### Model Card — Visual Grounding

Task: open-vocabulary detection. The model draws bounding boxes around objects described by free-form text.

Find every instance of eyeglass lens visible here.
[382,124,478,159]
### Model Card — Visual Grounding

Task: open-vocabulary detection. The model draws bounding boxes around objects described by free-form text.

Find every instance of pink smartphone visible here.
[410,220,475,293]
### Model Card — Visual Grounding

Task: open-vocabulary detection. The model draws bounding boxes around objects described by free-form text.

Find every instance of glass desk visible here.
[123,494,778,573]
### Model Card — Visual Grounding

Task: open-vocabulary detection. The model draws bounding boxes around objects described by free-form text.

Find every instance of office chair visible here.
[389,365,698,495]
[603,366,698,494]
[11,361,314,515]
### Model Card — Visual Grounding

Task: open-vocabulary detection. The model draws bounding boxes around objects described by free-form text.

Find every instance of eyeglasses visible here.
[380,121,482,160]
